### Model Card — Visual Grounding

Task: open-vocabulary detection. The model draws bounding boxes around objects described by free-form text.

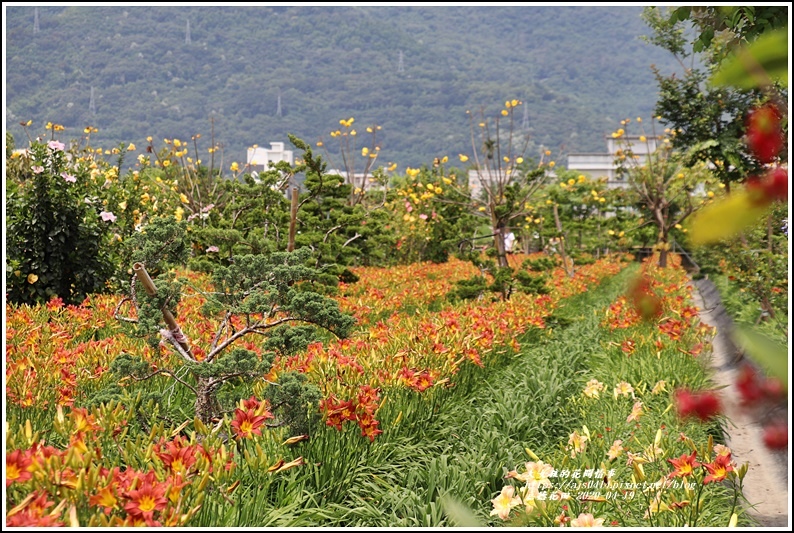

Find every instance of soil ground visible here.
[690,277,790,528]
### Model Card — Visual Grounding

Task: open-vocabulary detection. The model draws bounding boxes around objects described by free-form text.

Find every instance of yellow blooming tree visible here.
[434,100,553,268]
[613,118,716,267]
[316,117,387,206]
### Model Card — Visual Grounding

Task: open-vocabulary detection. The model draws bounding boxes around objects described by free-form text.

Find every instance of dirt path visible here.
[690,277,789,528]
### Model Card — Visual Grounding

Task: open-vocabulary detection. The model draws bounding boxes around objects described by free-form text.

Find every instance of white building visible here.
[246,142,294,172]
[567,135,658,188]
[326,169,386,191]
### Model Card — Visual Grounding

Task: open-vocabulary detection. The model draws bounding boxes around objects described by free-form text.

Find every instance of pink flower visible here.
[405,201,413,213]
[201,204,215,213]
[48,140,65,151]
[32,166,44,174]
[61,172,77,183]
[419,213,428,220]
[206,246,219,253]
[100,211,117,222]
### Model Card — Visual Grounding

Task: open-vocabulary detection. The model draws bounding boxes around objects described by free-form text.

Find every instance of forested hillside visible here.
[5,5,683,168]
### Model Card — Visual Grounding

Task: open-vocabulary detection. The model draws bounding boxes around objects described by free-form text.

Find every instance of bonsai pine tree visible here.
[109,216,355,431]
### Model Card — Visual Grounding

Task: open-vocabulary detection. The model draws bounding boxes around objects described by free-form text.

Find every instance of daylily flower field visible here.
[5,250,768,527]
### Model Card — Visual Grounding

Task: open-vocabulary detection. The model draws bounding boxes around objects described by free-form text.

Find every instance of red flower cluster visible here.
[320,385,383,441]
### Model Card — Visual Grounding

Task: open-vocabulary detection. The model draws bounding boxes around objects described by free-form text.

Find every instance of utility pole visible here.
[185,19,191,45]
[398,50,404,73]
[276,89,282,117]
[89,86,96,115]
[521,102,530,131]
[33,7,40,33]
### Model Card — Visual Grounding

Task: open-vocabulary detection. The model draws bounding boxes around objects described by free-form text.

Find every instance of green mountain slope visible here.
[5,5,682,169]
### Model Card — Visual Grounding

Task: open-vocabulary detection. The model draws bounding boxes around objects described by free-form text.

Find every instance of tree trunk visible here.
[493,226,508,268]
[658,232,669,268]
[288,187,299,252]
[195,377,222,424]
[553,204,574,277]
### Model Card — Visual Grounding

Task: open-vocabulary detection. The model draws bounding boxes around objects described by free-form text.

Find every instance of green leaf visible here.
[733,325,788,391]
[687,190,770,247]
[440,494,484,527]
[712,28,789,89]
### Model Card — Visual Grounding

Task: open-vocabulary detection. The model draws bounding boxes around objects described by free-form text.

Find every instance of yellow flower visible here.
[567,178,575,186]
[478,122,486,128]
[442,177,452,185]
[501,109,509,116]
[162,160,171,167]
[230,162,239,172]
[27,273,38,284]
[599,197,606,203]
[707,191,715,198]
[441,156,448,164]
[608,230,615,236]
[490,485,521,520]
[571,513,605,528]
[544,150,551,156]
[618,231,625,237]
[511,99,519,107]
[316,141,323,147]
[627,400,644,423]
[361,147,369,156]
[636,117,642,122]
[146,136,153,142]
[607,439,624,461]
[459,154,469,162]
[639,136,647,142]
[568,430,588,457]
[478,206,486,212]
[583,379,605,399]
[675,224,682,230]
[119,201,127,212]
[127,143,136,151]
[549,161,555,167]
[516,157,524,164]
[350,130,356,136]
[613,381,635,399]
[180,193,189,204]
[174,207,184,222]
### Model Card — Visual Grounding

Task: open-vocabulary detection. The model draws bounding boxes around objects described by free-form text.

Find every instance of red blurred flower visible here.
[746,104,783,163]
[735,365,764,405]
[674,388,722,422]
[627,275,662,320]
[762,422,788,450]
[747,167,788,206]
